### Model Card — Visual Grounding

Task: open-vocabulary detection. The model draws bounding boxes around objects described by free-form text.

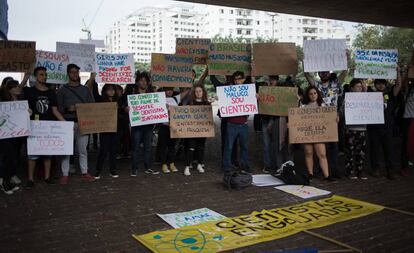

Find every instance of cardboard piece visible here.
[217,83,258,117]
[258,86,298,116]
[151,53,194,87]
[76,102,118,134]
[252,174,285,187]
[275,185,331,199]
[345,92,384,125]
[169,105,215,138]
[208,43,251,75]
[175,38,211,65]
[303,39,347,72]
[252,43,298,76]
[0,40,36,72]
[128,92,169,127]
[56,42,96,72]
[95,53,135,84]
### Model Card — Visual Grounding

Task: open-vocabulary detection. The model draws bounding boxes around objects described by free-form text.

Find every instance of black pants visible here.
[0,138,21,181]
[401,118,412,169]
[96,133,117,173]
[220,119,238,167]
[369,127,395,173]
[187,138,206,165]
[159,125,176,164]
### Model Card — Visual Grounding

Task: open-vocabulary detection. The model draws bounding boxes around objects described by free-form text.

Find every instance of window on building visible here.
[237,29,242,35]
[220,9,224,14]
[257,21,260,25]
[246,30,251,35]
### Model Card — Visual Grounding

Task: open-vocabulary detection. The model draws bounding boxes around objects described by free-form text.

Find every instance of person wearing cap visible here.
[56,64,95,185]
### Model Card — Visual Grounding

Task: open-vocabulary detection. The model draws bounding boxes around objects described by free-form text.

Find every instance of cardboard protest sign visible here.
[0,101,31,139]
[157,208,226,229]
[0,40,36,72]
[169,105,215,138]
[258,86,298,116]
[252,43,298,75]
[151,53,193,88]
[217,83,258,117]
[95,53,135,84]
[27,120,74,155]
[275,185,331,199]
[128,92,169,127]
[303,39,347,72]
[345,92,384,125]
[175,38,211,64]
[288,106,338,144]
[354,49,398,79]
[208,43,251,75]
[76,102,117,135]
[30,50,69,84]
[56,42,95,72]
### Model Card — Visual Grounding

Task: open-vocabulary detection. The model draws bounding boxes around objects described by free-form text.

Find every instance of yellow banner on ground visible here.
[133,195,384,253]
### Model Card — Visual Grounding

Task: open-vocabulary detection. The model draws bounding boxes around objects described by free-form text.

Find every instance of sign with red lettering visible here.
[30,50,69,84]
[27,120,74,155]
[217,84,258,117]
[175,38,211,64]
[95,53,135,84]
[0,40,36,72]
[128,92,169,127]
[258,86,298,116]
[76,102,117,134]
[0,101,31,140]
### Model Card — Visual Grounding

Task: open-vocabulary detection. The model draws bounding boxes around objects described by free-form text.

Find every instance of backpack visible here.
[272,161,309,185]
[223,171,252,190]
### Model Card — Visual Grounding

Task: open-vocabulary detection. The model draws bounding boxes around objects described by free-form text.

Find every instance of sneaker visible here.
[144,169,160,175]
[262,167,271,174]
[44,178,55,185]
[9,182,19,191]
[169,163,178,172]
[110,172,119,178]
[82,173,95,182]
[94,172,101,180]
[162,164,170,173]
[308,174,313,182]
[348,175,358,180]
[130,171,137,177]
[324,176,337,182]
[1,180,13,195]
[60,176,69,185]
[196,164,205,173]
[25,180,35,189]
[10,175,21,185]
[184,166,191,176]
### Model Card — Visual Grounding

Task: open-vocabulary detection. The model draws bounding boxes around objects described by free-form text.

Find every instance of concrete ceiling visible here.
[180,0,414,28]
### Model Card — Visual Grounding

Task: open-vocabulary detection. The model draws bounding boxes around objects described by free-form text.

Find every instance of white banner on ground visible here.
[0,100,31,139]
[275,185,331,199]
[157,208,226,228]
[303,39,347,72]
[345,92,384,125]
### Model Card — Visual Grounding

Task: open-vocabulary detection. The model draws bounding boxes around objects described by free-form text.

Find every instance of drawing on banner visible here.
[258,86,298,116]
[345,92,384,125]
[176,38,211,64]
[95,53,135,84]
[275,185,331,199]
[252,43,298,76]
[0,101,31,139]
[151,53,194,87]
[27,120,74,155]
[303,39,347,72]
[354,49,398,79]
[56,42,95,72]
[76,102,117,134]
[158,208,226,229]
[217,84,258,117]
[128,92,169,127]
[30,50,69,84]
[208,43,251,75]
[0,40,36,72]
[169,105,215,138]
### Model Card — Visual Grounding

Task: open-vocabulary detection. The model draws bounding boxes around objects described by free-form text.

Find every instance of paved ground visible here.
[0,116,413,253]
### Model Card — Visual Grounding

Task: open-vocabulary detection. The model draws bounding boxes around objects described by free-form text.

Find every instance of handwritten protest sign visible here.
[303,39,347,72]
[345,92,384,125]
[354,49,398,79]
[0,40,36,72]
[258,86,298,116]
[169,105,215,138]
[208,43,251,75]
[217,84,258,117]
[157,208,226,229]
[95,53,135,84]
[176,38,211,64]
[0,101,31,139]
[252,43,298,75]
[76,102,117,135]
[56,42,95,72]
[288,106,338,144]
[151,53,193,88]
[275,185,331,199]
[30,50,69,84]
[128,92,169,127]
[27,120,74,155]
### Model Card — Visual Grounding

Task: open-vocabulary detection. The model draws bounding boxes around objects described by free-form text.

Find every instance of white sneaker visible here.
[10,176,21,185]
[196,164,205,173]
[184,166,191,176]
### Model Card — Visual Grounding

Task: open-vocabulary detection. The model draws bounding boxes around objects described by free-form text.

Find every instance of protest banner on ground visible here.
[208,43,251,75]
[258,86,298,116]
[217,84,258,117]
[56,42,95,72]
[0,40,36,72]
[354,49,398,79]
[252,174,284,187]
[133,195,384,253]
[157,208,226,229]
[275,185,331,199]
[128,92,169,127]
[27,120,74,155]
[169,105,215,138]
[288,106,338,144]
[252,43,298,76]
[95,53,135,84]
[76,102,117,135]
[0,101,31,139]
[345,92,384,125]
[30,50,69,84]
[151,53,193,87]
[303,39,347,72]
[176,38,211,64]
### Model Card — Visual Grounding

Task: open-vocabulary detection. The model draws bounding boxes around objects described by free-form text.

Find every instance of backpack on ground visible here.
[223,171,252,190]
[272,161,309,185]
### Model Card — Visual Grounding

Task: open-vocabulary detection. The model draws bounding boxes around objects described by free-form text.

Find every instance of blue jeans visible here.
[223,122,249,172]
[131,125,153,173]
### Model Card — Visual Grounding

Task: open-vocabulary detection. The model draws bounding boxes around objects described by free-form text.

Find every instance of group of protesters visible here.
[0,53,413,195]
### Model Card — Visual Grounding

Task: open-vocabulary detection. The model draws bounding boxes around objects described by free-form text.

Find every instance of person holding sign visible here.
[56,64,95,185]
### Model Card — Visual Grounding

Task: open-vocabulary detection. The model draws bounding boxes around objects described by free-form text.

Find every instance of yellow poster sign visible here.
[133,195,384,253]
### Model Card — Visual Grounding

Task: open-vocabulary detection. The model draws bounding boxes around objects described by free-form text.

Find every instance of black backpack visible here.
[272,161,309,185]
[223,171,252,190]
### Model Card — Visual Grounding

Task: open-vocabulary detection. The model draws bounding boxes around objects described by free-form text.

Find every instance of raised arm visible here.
[393,66,402,97]
[338,50,351,84]
[302,59,316,86]
[18,72,31,89]
[196,66,208,86]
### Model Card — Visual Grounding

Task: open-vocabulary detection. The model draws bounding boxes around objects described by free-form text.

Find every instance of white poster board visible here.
[0,101,31,139]
[128,92,169,127]
[252,174,285,187]
[27,120,74,155]
[275,185,331,199]
[303,39,347,72]
[157,208,226,228]
[217,83,258,117]
[354,49,398,79]
[56,42,96,72]
[345,92,384,125]
[95,53,135,84]
[31,50,69,84]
